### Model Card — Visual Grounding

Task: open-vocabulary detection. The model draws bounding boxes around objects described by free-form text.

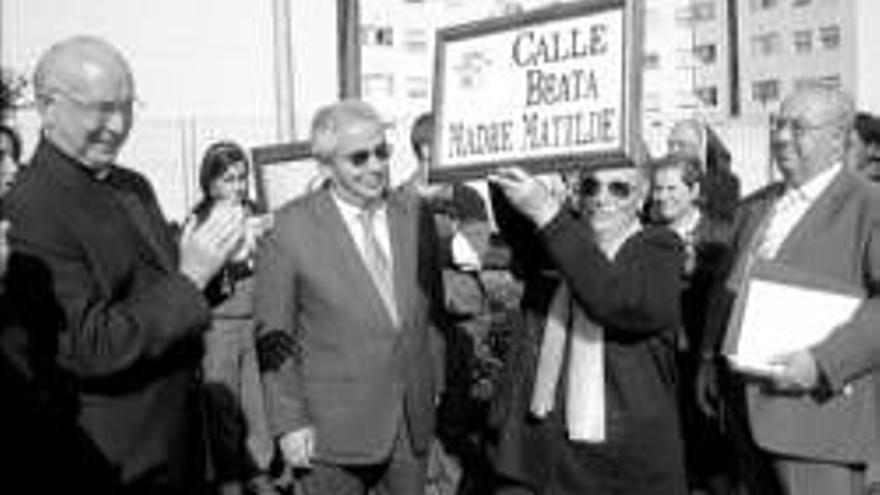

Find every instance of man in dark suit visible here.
[698,85,880,495]
[3,36,244,494]
[254,99,445,495]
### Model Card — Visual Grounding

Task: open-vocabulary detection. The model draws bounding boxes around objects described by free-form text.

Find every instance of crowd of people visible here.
[5,34,880,495]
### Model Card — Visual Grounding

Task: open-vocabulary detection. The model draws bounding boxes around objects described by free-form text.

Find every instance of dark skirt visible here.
[488,309,688,495]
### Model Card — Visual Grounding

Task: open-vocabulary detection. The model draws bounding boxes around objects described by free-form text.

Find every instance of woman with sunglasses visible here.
[189,140,275,495]
[487,163,687,495]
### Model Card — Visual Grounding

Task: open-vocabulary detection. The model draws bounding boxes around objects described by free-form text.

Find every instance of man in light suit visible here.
[2,36,244,493]
[254,99,445,495]
[698,85,880,495]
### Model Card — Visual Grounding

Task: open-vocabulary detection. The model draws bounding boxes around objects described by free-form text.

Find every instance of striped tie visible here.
[358,207,398,326]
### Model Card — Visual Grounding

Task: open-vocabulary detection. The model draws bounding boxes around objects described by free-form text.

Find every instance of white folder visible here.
[724,260,863,376]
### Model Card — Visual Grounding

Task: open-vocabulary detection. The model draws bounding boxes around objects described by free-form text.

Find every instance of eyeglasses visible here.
[344,142,392,167]
[53,87,140,117]
[770,115,840,136]
[580,177,635,199]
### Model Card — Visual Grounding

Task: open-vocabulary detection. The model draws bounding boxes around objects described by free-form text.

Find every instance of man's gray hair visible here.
[310,99,388,163]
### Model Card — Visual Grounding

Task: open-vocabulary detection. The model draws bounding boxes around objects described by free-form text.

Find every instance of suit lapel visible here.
[313,190,399,330]
[387,192,415,328]
[726,189,781,289]
[774,170,851,265]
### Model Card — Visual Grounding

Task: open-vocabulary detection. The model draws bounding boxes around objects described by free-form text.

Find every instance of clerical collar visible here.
[43,137,113,182]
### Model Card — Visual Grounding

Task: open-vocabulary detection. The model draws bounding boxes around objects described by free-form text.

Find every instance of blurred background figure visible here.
[649,154,735,495]
[667,119,741,223]
[0,124,22,197]
[190,140,274,495]
[407,111,510,495]
[849,111,880,181]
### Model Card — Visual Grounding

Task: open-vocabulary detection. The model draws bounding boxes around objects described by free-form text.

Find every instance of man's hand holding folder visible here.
[724,260,862,393]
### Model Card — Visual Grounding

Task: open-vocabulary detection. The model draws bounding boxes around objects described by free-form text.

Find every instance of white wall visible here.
[855,0,880,114]
[289,0,339,141]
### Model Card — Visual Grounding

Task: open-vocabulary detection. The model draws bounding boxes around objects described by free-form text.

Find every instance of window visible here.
[675,1,716,24]
[362,73,395,98]
[693,43,718,64]
[695,86,718,107]
[691,1,716,22]
[751,32,781,56]
[793,75,840,91]
[819,74,841,89]
[751,0,778,10]
[753,79,780,104]
[643,52,660,70]
[405,76,430,100]
[793,0,810,5]
[793,30,812,54]
[819,25,841,50]
[361,25,394,47]
[403,29,429,53]
[674,5,693,24]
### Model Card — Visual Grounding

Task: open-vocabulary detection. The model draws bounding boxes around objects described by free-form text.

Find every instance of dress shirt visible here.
[758,163,842,260]
[331,192,393,272]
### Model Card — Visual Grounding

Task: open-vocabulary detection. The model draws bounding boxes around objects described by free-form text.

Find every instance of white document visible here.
[728,278,861,375]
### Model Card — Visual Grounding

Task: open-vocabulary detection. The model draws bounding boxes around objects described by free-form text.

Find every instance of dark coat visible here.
[488,188,687,495]
[3,139,211,493]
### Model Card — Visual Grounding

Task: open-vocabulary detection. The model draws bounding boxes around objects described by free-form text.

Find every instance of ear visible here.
[35,94,57,129]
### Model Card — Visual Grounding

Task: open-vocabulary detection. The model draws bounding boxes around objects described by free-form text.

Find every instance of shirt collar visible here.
[40,136,114,182]
[787,162,842,203]
[330,189,387,221]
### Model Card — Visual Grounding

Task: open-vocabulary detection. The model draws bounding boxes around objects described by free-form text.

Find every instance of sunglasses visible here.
[580,177,635,199]
[769,115,839,136]
[344,142,392,167]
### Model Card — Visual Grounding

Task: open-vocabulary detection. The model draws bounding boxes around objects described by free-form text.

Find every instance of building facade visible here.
[736,0,854,116]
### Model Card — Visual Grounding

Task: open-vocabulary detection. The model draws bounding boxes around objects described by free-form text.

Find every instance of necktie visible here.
[358,207,398,326]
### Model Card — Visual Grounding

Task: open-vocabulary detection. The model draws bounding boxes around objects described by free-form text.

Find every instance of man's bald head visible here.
[34,36,133,104]
[33,36,136,169]
[667,119,706,162]
[781,85,854,136]
[772,85,854,186]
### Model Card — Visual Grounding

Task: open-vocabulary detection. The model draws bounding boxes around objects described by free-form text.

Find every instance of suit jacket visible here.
[4,139,211,491]
[254,186,444,464]
[706,169,880,463]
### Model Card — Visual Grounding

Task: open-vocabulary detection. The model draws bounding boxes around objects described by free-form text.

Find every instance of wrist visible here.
[533,201,562,229]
